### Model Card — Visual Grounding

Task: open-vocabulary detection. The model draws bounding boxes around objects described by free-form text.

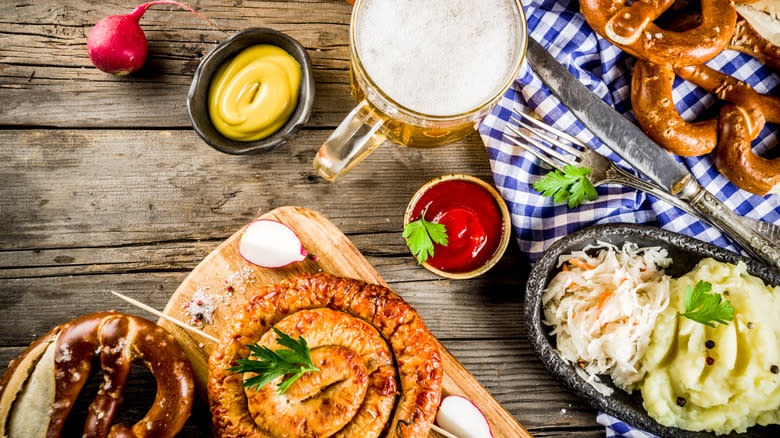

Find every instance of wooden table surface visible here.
[0,1,602,436]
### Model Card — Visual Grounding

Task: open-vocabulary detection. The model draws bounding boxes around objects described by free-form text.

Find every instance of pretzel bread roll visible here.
[631,60,718,156]
[208,273,443,438]
[631,60,769,156]
[0,312,195,438]
[716,104,780,195]
[579,0,735,67]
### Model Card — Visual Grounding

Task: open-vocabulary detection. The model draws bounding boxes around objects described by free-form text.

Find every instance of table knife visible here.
[524,37,780,271]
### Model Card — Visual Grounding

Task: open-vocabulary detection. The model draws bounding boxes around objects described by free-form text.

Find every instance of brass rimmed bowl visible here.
[403,174,512,280]
[187,28,315,154]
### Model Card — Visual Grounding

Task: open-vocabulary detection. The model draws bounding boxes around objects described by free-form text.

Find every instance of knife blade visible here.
[524,37,780,270]
[525,38,690,191]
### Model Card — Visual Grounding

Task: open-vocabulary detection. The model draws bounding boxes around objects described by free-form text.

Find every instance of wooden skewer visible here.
[430,424,460,438]
[109,290,219,344]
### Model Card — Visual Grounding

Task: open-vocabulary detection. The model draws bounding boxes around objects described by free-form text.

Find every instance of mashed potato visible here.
[640,258,780,434]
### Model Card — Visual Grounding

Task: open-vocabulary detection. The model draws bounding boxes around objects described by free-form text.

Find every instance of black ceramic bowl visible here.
[187,28,315,154]
[525,223,780,438]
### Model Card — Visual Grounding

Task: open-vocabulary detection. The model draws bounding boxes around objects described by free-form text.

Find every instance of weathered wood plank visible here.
[0,0,357,127]
[0,265,526,345]
[0,129,492,249]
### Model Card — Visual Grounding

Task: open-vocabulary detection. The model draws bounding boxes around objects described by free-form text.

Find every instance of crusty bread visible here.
[0,332,57,438]
[736,0,780,46]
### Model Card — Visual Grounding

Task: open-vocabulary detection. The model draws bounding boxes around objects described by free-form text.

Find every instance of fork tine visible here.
[512,106,589,149]
[505,124,578,167]
[510,117,583,158]
[502,132,565,173]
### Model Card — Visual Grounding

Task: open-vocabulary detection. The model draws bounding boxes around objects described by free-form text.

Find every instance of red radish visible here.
[87,1,216,75]
[435,395,494,438]
[238,220,308,268]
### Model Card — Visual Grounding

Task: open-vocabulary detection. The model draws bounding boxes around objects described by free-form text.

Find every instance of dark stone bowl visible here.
[524,223,780,438]
[187,28,315,154]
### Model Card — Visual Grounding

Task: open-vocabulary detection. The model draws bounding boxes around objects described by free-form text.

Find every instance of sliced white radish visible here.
[238,219,308,268]
[436,395,494,438]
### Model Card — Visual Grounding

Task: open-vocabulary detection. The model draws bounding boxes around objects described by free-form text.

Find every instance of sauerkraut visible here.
[542,241,672,394]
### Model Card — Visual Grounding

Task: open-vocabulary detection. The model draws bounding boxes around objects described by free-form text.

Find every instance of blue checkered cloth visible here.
[478,0,780,435]
[479,0,780,264]
[598,412,659,438]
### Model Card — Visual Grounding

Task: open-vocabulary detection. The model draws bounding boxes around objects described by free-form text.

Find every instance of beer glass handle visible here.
[313,100,387,181]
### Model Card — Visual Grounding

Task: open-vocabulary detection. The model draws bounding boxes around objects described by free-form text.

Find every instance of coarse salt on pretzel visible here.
[631,15,780,195]
[208,273,443,438]
[0,312,195,438]
[579,0,736,67]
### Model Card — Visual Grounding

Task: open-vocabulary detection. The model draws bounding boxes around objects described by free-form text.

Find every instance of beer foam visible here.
[355,0,522,116]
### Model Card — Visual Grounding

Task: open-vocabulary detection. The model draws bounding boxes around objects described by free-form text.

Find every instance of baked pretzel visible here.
[0,312,195,438]
[631,15,780,195]
[579,0,736,67]
[208,273,443,438]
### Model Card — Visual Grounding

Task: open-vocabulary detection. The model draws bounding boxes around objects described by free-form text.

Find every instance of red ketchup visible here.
[409,179,505,273]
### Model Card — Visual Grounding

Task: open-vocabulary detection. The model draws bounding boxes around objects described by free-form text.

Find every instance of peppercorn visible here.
[676,397,686,407]
[771,365,779,374]
[724,291,730,296]
[747,322,755,329]
[705,340,715,349]
[706,357,715,365]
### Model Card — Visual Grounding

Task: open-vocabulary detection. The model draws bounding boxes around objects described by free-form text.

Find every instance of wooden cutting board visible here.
[160,206,532,438]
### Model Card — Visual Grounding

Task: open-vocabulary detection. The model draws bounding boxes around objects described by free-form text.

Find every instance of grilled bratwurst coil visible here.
[0,312,195,438]
[208,273,443,438]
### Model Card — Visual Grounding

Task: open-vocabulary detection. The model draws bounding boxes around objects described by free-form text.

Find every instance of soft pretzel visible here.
[0,312,195,438]
[579,0,736,67]
[631,15,780,195]
[208,273,443,438]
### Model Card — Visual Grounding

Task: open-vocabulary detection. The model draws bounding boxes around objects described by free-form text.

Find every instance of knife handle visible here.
[681,183,780,271]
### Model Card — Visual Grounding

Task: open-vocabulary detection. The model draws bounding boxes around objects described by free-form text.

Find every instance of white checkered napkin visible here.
[479,0,780,264]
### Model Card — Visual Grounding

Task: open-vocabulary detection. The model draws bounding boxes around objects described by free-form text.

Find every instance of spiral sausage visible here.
[0,312,195,438]
[208,273,443,438]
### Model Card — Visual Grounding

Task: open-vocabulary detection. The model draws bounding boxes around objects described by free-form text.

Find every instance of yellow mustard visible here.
[208,45,301,141]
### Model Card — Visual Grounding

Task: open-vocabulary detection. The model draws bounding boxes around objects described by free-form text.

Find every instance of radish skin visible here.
[87,1,217,75]
[436,395,494,438]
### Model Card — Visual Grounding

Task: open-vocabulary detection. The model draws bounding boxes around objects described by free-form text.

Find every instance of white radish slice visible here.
[436,395,494,438]
[238,219,308,268]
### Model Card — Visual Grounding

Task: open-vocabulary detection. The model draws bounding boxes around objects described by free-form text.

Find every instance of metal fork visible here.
[503,108,780,245]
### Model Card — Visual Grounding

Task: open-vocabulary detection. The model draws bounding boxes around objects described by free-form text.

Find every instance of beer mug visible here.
[313,0,528,180]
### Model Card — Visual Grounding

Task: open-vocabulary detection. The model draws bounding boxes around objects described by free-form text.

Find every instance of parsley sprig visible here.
[228,327,319,394]
[676,280,734,328]
[403,206,448,265]
[532,165,598,208]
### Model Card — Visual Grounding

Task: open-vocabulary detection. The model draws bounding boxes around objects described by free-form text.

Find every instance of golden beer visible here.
[315,0,527,178]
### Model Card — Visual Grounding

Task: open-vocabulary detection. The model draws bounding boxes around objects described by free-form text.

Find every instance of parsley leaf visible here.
[228,327,319,394]
[403,206,448,265]
[532,165,597,208]
[676,280,734,328]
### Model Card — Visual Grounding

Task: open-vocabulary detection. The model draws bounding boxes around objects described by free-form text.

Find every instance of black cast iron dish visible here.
[187,28,315,154]
[525,223,780,438]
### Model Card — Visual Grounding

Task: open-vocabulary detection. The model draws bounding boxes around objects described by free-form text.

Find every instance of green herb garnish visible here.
[532,165,597,208]
[228,327,319,394]
[403,206,448,265]
[676,280,734,328]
